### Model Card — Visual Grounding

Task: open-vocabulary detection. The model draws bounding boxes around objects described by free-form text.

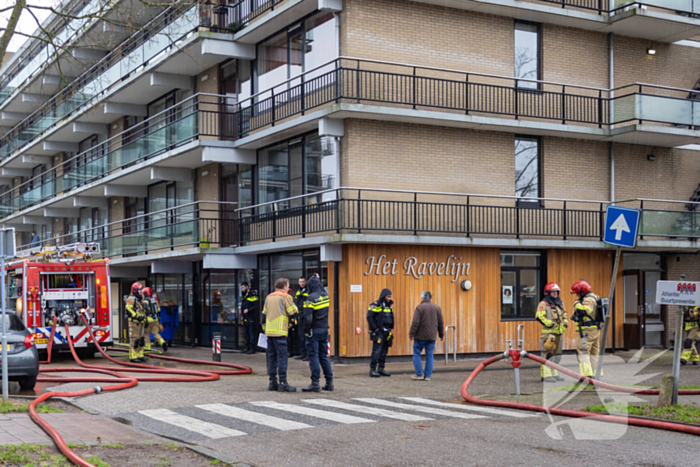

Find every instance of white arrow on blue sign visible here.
[603,206,641,248]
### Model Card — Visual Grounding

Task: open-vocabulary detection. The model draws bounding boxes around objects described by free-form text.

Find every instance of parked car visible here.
[1,313,39,390]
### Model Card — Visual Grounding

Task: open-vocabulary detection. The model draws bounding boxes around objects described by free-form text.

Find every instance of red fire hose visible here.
[461,351,700,436]
[27,316,252,467]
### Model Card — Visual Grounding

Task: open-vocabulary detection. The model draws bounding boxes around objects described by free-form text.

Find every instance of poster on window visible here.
[502,286,513,304]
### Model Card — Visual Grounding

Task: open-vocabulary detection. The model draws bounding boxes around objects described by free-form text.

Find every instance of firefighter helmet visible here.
[544,282,560,295]
[571,280,591,296]
[142,287,152,297]
[131,282,143,294]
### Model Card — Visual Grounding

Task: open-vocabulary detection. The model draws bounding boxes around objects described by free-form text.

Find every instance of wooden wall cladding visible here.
[335,245,623,358]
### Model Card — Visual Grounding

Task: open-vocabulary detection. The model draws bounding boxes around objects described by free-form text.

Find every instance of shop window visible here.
[514,21,540,89]
[501,252,543,320]
[514,136,540,204]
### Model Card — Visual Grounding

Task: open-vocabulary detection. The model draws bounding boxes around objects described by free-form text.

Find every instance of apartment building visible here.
[0,0,699,359]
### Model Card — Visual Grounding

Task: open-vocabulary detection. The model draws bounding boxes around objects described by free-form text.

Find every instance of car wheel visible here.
[19,376,37,391]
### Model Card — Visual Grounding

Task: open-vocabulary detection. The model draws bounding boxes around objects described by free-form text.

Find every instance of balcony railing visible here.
[228,57,700,140]
[17,192,698,257]
[0,0,259,162]
[509,0,700,16]
[17,201,239,257]
[234,189,700,245]
[0,94,232,217]
[0,0,95,107]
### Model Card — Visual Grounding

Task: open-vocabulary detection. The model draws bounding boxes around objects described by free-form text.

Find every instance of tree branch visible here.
[0,0,26,66]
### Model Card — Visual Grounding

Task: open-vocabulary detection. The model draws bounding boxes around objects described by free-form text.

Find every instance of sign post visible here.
[656,278,700,404]
[596,206,641,381]
[0,228,16,401]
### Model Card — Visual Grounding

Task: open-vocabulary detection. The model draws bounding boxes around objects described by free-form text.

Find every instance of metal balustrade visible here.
[0,0,275,163]
[17,191,698,256]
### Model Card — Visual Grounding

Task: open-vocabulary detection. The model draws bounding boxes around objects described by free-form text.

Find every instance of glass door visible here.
[644,271,664,347]
[623,271,643,350]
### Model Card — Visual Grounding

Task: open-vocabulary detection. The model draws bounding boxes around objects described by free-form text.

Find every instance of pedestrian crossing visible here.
[131,397,534,443]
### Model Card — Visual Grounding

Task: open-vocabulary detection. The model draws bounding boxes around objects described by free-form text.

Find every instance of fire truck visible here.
[4,243,113,355]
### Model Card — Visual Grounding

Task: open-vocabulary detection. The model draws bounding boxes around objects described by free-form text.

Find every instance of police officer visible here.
[240,282,259,354]
[367,288,394,378]
[681,305,700,365]
[125,282,145,363]
[141,287,168,353]
[536,282,567,382]
[294,277,309,361]
[571,280,600,377]
[301,276,333,392]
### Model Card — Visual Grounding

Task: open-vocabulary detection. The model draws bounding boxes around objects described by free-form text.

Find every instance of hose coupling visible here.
[93,386,103,394]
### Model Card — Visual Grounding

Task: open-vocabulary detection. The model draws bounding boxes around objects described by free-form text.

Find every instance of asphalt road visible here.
[39,347,700,466]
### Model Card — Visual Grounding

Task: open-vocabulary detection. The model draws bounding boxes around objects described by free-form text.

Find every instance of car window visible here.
[3,314,25,332]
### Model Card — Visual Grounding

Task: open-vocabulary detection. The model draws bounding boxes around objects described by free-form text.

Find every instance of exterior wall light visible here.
[461,280,472,291]
[647,48,656,55]
[647,154,656,161]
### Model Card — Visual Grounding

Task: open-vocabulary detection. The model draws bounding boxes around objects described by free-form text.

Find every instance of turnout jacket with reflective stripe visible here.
[125,294,143,321]
[535,300,568,335]
[573,293,600,330]
[262,291,298,337]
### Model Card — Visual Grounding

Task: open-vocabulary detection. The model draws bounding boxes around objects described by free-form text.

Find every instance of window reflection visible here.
[514,21,539,89]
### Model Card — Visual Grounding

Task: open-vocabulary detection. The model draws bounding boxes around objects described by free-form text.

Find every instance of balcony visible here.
[231,58,700,148]
[0,95,233,220]
[16,191,698,260]
[0,1,257,166]
[233,189,700,247]
[413,0,700,42]
[17,201,237,261]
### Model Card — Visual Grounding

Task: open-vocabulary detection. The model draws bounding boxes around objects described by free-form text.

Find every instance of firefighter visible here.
[240,282,259,354]
[536,282,567,382]
[301,276,333,392]
[680,306,700,365]
[141,287,168,353]
[571,280,600,378]
[367,288,394,378]
[293,277,309,360]
[125,282,145,363]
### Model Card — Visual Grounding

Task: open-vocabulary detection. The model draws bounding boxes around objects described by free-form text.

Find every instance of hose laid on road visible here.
[28,316,252,467]
[461,352,700,436]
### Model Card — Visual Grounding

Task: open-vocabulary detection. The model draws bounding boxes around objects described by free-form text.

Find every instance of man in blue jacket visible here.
[301,276,333,392]
[367,288,394,378]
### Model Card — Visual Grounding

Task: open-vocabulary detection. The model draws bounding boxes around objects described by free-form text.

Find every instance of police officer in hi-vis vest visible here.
[367,288,394,378]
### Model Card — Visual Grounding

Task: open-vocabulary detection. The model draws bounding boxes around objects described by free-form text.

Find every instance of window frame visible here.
[500,250,547,321]
[514,20,542,91]
[514,135,542,207]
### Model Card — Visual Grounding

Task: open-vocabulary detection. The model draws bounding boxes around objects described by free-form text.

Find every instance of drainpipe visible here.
[610,33,615,204]
[334,12,340,58]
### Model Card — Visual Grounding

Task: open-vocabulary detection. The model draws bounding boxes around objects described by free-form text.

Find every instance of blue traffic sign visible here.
[603,206,641,248]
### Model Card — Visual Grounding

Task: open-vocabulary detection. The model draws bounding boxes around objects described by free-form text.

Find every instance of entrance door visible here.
[623,270,665,349]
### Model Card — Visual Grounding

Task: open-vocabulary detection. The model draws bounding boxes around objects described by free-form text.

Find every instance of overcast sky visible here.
[1,0,54,53]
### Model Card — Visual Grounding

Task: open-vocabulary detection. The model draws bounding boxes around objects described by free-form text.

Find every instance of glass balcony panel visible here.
[640,210,700,237]
[637,95,692,125]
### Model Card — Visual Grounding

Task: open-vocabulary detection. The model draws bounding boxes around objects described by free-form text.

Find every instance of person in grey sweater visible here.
[409,291,444,381]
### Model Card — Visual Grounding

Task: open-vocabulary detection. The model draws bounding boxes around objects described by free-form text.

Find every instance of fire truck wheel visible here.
[19,376,37,391]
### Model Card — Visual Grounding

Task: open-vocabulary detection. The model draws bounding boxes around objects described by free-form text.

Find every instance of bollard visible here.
[327,334,331,357]
[212,332,221,362]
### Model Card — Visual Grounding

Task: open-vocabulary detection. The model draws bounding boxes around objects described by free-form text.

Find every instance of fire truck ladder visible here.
[17,242,101,264]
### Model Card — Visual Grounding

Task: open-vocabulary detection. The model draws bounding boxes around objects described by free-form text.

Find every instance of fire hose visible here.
[27,314,252,467]
[461,350,700,436]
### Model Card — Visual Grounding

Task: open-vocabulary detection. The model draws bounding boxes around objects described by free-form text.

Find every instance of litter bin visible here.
[159,305,178,344]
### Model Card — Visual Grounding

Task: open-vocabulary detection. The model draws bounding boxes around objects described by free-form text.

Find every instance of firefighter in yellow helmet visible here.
[536,282,567,382]
[571,280,601,378]
[125,282,145,363]
[141,287,168,353]
[680,306,700,365]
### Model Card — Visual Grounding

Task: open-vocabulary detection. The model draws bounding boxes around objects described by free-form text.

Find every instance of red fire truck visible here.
[4,243,113,355]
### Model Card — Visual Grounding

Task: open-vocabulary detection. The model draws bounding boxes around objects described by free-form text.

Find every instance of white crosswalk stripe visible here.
[138,409,246,439]
[354,398,487,419]
[197,403,312,431]
[250,401,375,424]
[303,399,433,421]
[400,398,536,418]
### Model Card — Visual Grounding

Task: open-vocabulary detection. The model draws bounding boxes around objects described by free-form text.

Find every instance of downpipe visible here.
[462,351,700,437]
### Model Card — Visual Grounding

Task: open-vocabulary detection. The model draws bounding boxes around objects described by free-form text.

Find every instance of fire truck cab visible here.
[5,243,113,355]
